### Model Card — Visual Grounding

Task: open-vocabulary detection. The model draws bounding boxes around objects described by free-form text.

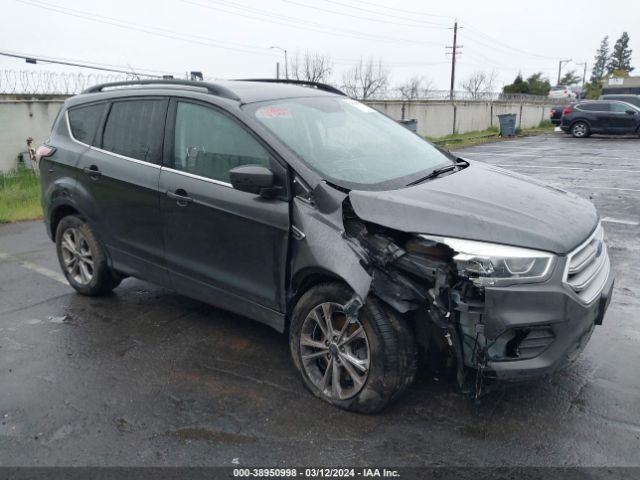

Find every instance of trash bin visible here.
[497,113,517,137]
[398,119,418,133]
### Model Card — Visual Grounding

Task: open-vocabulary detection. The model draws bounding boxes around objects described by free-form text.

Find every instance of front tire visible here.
[571,121,590,138]
[55,215,121,296]
[289,282,417,413]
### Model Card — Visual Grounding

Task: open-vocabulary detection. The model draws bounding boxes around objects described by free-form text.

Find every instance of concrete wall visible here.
[0,96,553,173]
[0,96,65,173]
[365,100,553,138]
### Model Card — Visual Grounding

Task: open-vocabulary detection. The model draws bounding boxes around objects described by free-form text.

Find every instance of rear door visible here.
[608,102,639,132]
[159,99,290,325]
[75,97,169,283]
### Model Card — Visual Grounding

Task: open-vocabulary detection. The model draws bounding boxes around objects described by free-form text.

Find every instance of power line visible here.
[0,50,180,77]
[319,0,450,27]
[189,0,443,46]
[16,0,285,58]
[327,0,453,19]
[460,21,558,60]
[281,0,448,28]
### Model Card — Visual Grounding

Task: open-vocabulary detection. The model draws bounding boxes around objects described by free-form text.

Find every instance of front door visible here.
[608,102,639,133]
[159,99,290,327]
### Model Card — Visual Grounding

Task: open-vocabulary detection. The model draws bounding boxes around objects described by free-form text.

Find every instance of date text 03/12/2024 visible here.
[232,468,401,477]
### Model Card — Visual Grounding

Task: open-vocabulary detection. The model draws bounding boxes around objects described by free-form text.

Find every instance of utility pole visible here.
[576,61,587,89]
[276,62,280,80]
[557,58,571,85]
[446,21,463,100]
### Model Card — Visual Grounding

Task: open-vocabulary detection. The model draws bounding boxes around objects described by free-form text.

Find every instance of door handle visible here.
[166,189,193,207]
[83,165,102,179]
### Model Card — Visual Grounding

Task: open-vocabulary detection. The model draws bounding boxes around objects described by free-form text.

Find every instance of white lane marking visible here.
[496,164,640,174]
[461,152,635,160]
[0,252,68,285]
[601,217,640,226]
[563,185,640,193]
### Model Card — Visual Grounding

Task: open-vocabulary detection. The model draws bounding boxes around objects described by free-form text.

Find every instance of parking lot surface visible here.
[1,133,639,467]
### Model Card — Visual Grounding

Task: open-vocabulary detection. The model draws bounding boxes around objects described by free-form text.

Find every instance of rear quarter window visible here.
[67,103,106,145]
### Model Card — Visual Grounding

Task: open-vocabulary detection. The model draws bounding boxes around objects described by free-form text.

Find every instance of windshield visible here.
[244,97,452,190]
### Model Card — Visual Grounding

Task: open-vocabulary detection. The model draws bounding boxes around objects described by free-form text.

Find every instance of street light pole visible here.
[269,46,288,80]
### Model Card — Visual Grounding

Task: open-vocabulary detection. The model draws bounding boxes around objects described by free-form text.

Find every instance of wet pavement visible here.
[0,133,639,467]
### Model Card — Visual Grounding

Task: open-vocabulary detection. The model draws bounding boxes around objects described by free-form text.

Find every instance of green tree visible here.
[607,32,634,73]
[502,72,551,95]
[502,74,529,93]
[590,36,609,84]
[525,73,551,95]
[559,70,581,85]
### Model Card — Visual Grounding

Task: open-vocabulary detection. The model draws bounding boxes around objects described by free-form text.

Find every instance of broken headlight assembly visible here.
[419,235,555,287]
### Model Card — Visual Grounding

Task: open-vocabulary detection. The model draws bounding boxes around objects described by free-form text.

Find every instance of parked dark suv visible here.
[38,79,614,412]
[560,100,640,137]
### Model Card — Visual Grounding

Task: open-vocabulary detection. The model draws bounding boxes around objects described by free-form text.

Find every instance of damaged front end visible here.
[339,199,611,398]
[290,180,612,399]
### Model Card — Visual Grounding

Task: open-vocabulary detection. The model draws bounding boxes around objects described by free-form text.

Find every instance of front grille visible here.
[564,224,610,304]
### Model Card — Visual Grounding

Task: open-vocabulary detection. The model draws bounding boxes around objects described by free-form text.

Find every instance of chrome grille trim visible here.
[563,223,610,304]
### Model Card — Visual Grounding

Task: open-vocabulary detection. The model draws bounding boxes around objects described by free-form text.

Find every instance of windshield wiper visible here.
[406,159,467,187]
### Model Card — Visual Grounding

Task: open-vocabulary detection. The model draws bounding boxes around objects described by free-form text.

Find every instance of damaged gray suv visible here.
[39,79,614,412]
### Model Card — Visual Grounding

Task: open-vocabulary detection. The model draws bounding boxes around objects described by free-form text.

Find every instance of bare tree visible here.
[397,75,434,100]
[341,57,389,100]
[461,71,497,99]
[289,51,333,83]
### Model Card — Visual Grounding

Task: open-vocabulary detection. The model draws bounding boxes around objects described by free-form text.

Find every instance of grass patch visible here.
[0,167,43,223]
[429,121,555,149]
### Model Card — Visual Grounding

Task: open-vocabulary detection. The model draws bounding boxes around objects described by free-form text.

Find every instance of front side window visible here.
[102,99,168,163]
[610,103,633,113]
[173,102,271,183]
[244,97,452,191]
[68,103,106,145]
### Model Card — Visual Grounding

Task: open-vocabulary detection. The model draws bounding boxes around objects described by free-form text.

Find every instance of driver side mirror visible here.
[229,165,278,197]
[626,109,637,115]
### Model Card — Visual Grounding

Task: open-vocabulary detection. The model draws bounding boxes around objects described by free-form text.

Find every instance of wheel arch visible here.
[286,268,351,328]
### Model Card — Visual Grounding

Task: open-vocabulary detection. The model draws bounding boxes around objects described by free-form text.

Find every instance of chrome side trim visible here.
[160,166,233,188]
[66,111,161,169]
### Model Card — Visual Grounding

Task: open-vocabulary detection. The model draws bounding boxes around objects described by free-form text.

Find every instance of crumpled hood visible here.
[348,160,599,254]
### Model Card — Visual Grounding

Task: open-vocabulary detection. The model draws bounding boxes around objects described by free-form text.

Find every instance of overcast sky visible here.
[1,0,638,91]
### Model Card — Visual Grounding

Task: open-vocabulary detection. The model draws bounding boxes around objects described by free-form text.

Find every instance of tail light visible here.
[562,106,573,116]
[36,145,56,159]
[549,108,556,117]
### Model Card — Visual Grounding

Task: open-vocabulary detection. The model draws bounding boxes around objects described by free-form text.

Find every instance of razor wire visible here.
[0,70,159,95]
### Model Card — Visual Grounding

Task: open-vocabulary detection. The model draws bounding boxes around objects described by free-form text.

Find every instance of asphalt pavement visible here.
[0,133,639,467]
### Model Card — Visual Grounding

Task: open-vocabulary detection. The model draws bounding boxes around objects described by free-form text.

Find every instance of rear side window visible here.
[68,103,105,145]
[102,99,168,163]
[579,103,609,112]
[172,102,271,183]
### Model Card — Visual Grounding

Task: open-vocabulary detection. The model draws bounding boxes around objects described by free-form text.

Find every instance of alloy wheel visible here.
[60,227,94,285]
[299,302,370,400]
[573,123,587,137]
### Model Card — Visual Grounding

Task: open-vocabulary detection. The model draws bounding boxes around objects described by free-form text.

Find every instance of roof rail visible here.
[235,78,346,96]
[81,79,240,101]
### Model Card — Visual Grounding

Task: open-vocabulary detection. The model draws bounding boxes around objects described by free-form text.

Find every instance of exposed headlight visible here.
[420,235,556,287]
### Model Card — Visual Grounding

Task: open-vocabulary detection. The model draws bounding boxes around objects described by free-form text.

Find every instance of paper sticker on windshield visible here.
[344,99,376,113]
[255,106,292,119]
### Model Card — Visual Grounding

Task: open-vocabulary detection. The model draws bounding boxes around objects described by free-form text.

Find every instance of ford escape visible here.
[38,79,614,412]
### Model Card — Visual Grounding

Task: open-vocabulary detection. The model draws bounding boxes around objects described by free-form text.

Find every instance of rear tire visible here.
[289,282,417,413]
[571,121,590,138]
[55,215,121,296]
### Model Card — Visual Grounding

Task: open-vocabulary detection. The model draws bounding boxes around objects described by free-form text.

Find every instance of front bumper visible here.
[477,257,614,382]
